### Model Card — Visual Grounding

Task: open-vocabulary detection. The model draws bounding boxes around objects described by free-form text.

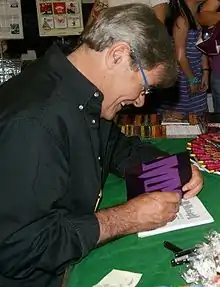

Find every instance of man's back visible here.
[0,45,102,287]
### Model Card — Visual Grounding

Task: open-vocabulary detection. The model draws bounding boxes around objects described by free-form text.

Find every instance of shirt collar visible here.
[44,44,104,109]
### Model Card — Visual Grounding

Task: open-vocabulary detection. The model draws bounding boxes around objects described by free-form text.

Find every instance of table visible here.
[65,138,220,287]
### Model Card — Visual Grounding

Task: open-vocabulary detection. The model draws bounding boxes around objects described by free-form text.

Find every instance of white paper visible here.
[138,196,214,238]
[165,124,202,137]
[93,269,142,287]
[0,0,24,39]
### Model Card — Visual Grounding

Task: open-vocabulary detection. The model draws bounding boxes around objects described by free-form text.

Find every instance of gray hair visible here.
[80,3,177,88]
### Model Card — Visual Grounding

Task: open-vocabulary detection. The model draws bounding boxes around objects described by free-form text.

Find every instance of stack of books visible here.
[116,114,165,138]
[116,111,207,139]
[162,111,206,138]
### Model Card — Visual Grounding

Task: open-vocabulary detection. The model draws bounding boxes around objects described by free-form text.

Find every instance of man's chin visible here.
[101,106,122,121]
[101,112,118,121]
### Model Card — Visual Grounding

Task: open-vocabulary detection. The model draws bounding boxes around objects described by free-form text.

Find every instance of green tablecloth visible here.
[66,139,220,287]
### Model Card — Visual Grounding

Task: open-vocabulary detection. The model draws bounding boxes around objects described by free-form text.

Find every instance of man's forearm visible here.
[96,203,138,243]
[95,191,181,244]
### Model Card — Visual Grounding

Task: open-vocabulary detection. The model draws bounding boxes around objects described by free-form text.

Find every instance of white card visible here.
[93,269,142,287]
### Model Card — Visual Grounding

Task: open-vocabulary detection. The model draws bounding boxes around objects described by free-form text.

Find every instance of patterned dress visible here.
[174,29,208,115]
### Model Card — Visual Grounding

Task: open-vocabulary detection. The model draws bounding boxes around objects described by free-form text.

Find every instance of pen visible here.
[163,241,182,253]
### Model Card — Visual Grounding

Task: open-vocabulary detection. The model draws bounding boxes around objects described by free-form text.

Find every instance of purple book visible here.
[125,152,192,200]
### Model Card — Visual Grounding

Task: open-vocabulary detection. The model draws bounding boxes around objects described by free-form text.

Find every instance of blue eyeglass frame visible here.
[130,49,151,94]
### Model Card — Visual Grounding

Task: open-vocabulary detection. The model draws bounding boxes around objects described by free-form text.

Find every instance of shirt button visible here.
[94,92,99,97]
[92,119,96,124]
[79,105,84,110]
[98,156,101,160]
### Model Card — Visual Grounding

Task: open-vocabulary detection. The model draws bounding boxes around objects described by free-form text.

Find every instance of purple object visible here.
[125,152,192,200]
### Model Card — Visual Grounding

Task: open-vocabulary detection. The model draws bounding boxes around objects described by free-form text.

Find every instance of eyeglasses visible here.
[130,49,151,95]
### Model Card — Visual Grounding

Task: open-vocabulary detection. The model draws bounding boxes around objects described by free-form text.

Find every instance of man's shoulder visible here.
[0,57,76,124]
[0,79,73,148]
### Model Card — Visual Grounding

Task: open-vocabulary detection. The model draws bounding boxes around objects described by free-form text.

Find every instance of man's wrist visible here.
[95,203,137,244]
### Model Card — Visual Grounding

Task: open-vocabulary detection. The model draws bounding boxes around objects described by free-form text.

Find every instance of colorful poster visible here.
[36,0,84,37]
[0,0,24,39]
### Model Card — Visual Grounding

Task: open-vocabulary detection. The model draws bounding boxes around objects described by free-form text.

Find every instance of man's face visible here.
[100,43,162,120]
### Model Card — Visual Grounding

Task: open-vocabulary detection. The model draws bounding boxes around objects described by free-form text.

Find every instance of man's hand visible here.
[96,191,181,243]
[126,192,181,232]
[182,165,203,199]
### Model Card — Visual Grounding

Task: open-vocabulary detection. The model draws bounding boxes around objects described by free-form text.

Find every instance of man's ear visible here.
[105,42,131,70]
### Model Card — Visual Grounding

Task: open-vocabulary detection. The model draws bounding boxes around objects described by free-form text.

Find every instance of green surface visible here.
[66,139,220,287]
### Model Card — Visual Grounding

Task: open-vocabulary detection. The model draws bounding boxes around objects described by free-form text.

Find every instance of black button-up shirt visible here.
[0,45,167,287]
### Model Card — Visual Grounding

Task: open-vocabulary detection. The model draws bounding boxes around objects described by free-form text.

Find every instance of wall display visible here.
[36,0,84,37]
[0,0,24,39]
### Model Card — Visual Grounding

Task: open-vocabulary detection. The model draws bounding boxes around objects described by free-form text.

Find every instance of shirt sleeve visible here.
[108,123,169,177]
[0,117,99,279]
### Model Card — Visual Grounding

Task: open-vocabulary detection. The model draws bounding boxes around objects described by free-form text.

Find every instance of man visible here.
[199,0,220,112]
[0,4,202,287]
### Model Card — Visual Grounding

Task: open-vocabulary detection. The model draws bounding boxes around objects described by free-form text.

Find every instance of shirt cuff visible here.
[67,214,100,257]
